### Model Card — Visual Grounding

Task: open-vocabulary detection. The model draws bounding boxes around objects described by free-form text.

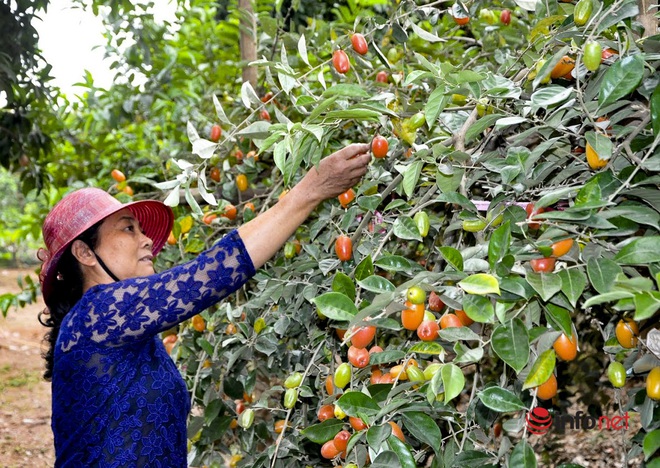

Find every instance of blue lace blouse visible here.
[51,229,255,467]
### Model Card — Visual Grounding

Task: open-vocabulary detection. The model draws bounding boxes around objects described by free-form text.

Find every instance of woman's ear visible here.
[70,240,97,267]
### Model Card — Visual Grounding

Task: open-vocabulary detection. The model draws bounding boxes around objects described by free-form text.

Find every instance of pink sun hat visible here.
[38,187,174,301]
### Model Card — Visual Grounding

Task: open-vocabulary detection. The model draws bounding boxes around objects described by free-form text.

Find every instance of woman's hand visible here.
[238,142,371,269]
[298,143,371,204]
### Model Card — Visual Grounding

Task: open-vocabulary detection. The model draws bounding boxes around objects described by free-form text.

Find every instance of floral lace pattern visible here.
[52,230,255,467]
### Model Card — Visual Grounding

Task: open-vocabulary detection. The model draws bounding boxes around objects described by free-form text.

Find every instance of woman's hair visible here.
[39,222,101,380]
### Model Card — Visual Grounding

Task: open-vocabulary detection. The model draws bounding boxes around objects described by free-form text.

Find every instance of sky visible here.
[33,1,177,99]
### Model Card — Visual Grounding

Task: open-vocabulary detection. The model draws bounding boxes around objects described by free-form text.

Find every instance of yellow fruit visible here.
[586,142,608,169]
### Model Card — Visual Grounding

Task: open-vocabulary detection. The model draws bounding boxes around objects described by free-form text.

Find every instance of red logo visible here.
[526,407,552,435]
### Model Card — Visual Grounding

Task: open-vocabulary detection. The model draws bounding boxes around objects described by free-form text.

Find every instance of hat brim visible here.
[41,199,173,301]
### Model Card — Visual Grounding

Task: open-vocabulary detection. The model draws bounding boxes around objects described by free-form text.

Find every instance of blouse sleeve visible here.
[67,229,256,348]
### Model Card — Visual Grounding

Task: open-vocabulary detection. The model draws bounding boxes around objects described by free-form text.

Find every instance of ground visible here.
[0,268,647,468]
[0,268,54,467]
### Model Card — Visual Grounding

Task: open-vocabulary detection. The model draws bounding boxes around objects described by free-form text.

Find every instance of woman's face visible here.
[93,208,156,280]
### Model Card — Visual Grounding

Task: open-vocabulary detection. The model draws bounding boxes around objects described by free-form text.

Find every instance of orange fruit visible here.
[536,374,557,400]
[370,369,383,385]
[350,416,368,431]
[333,430,351,452]
[550,55,575,79]
[111,169,126,183]
[167,231,177,245]
[325,374,335,395]
[551,238,574,257]
[338,188,356,208]
[274,419,289,433]
[122,185,134,196]
[615,318,639,348]
[191,314,206,332]
[222,204,237,221]
[553,332,578,361]
[401,303,424,330]
[236,174,248,192]
[202,213,217,225]
[455,309,473,326]
[321,440,340,459]
[440,313,463,329]
[390,364,408,380]
[388,421,405,442]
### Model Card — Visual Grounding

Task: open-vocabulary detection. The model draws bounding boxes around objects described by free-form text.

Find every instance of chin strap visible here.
[92,251,121,282]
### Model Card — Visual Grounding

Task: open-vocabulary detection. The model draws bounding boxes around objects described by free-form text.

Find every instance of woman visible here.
[38,143,371,467]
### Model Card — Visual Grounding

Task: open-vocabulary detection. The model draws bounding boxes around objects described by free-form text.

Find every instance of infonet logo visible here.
[525,407,631,435]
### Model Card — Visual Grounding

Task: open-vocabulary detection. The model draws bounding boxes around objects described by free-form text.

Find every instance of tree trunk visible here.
[238,0,257,87]
[638,0,658,37]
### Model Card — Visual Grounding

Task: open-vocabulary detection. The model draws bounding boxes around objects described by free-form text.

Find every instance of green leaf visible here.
[479,387,526,412]
[401,160,424,199]
[488,221,511,269]
[368,350,407,366]
[462,294,494,323]
[311,292,358,321]
[652,83,660,137]
[558,268,587,308]
[409,342,444,355]
[442,363,465,403]
[614,237,660,265]
[523,349,556,390]
[425,86,448,128]
[587,258,623,294]
[526,271,562,302]
[337,392,381,417]
[439,327,481,342]
[355,255,374,281]
[466,114,503,143]
[634,291,660,321]
[371,451,400,467]
[491,319,530,373]
[401,412,442,455]
[375,255,421,275]
[392,215,423,241]
[458,274,500,295]
[644,429,660,461]
[301,419,344,443]
[321,84,370,98]
[332,272,356,302]
[583,291,635,307]
[451,451,495,467]
[439,246,464,271]
[358,275,396,293]
[436,166,465,194]
[598,55,644,108]
[387,434,416,468]
[545,304,573,337]
[510,440,537,468]
[324,109,381,121]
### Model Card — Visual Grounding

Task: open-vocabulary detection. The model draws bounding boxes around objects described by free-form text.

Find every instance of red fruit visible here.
[260,109,270,121]
[338,188,356,208]
[209,167,221,182]
[455,310,474,326]
[333,50,350,74]
[348,345,370,368]
[530,257,556,273]
[350,325,376,349]
[335,235,352,262]
[351,33,368,55]
[417,320,440,341]
[526,203,546,230]
[261,91,273,103]
[318,404,335,421]
[371,135,389,158]
[376,71,388,83]
[333,430,351,451]
[428,291,445,312]
[209,124,222,142]
[500,9,511,25]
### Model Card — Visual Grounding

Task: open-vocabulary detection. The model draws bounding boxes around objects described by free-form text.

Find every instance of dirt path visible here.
[0,268,54,467]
